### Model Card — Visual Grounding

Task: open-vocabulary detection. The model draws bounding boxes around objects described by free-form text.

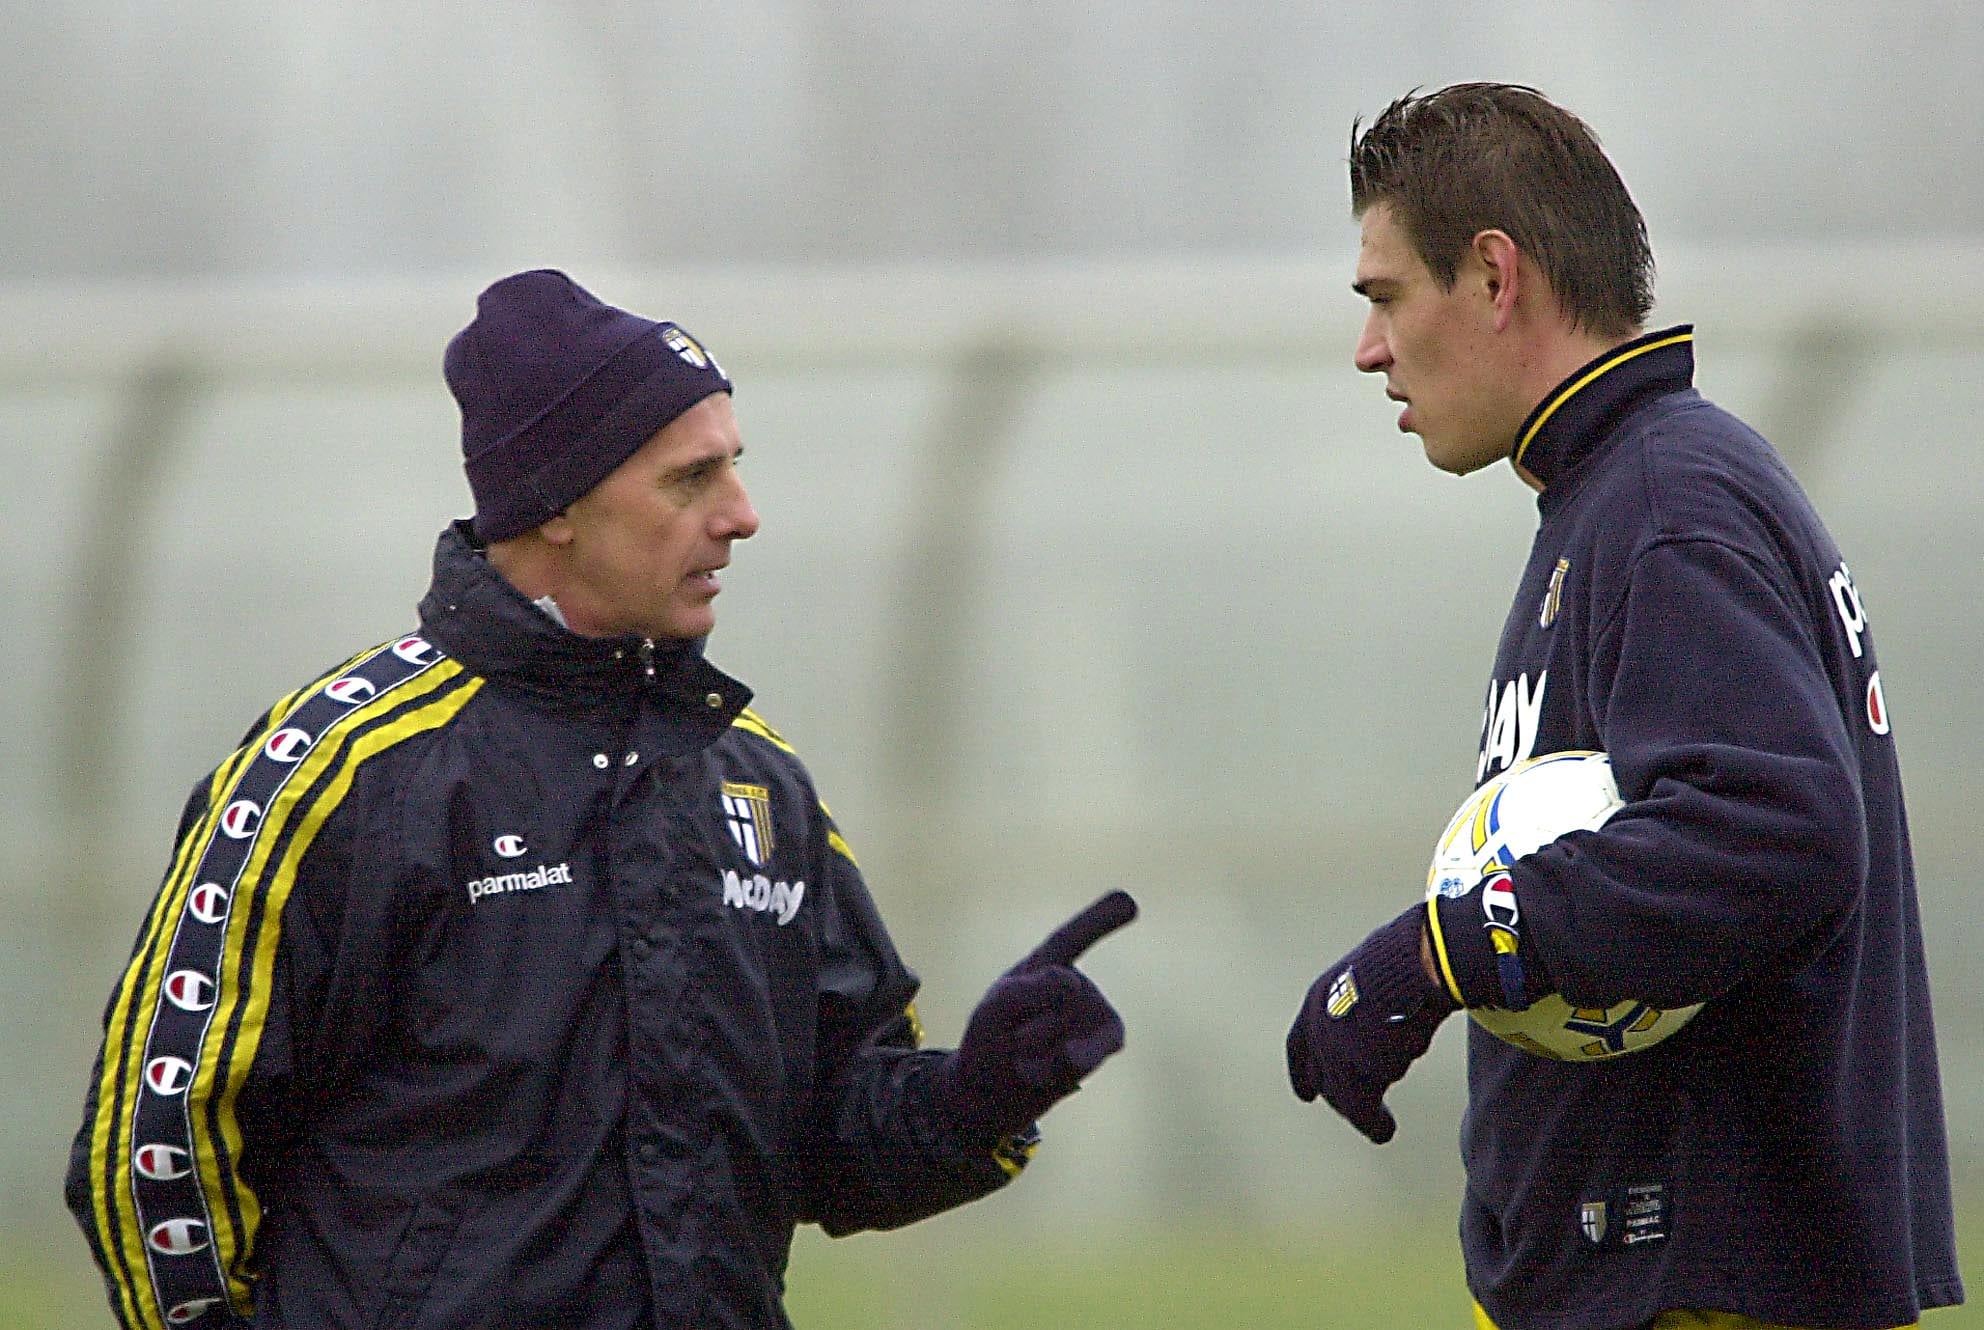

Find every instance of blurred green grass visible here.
[784,1215,1473,1328]
[16,1207,1976,1328]
[782,1204,1983,1330]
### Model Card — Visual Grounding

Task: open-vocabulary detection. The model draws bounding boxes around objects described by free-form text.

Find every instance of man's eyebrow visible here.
[1351,277,1393,297]
[665,445,743,478]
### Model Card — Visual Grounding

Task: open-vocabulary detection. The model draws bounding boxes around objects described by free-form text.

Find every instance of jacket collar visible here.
[416,520,752,727]
[1511,325,1696,497]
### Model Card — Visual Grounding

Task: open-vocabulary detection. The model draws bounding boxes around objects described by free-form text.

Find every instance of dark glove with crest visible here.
[1286,904,1456,1144]
[932,890,1137,1146]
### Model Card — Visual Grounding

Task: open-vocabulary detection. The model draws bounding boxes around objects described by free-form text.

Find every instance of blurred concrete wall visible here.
[8,4,1983,280]
[5,251,1980,1316]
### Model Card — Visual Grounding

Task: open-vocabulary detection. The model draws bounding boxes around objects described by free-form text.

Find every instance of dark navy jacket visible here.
[1448,328,1962,1329]
[68,523,1016,1330]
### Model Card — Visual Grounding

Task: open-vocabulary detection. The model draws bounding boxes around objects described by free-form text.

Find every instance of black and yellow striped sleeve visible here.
[66,634,479,1330]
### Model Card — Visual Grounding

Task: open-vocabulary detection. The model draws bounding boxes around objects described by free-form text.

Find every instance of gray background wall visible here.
[4,4,1980,1324]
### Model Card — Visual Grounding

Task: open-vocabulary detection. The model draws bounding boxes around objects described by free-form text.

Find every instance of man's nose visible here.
[719,475,760,541]
[1353,314,1391,374]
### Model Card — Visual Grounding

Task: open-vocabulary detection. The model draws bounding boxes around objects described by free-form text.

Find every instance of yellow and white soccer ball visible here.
[1426,750,1702,1061]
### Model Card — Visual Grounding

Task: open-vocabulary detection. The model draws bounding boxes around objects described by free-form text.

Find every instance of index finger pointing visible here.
[1020,890,1139,970]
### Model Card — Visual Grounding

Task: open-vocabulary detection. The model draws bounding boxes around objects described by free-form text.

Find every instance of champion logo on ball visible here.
[134,1143,192,1182]
[264,727,312,762]
[219,800,262,839]
[1480,873,1520,930]
[326,676,377,705]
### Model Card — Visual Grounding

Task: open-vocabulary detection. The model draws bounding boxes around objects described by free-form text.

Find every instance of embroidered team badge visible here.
[665,325,720,375]
[1580,1200,1608,1244]
[1325,969,1360,1019]
[721,781,775,867]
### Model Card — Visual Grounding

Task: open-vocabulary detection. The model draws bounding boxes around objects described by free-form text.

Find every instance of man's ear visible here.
[1472,229,1523,332]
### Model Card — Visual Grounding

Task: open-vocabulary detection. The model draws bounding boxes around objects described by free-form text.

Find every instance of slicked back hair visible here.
[1350,83,1654,339]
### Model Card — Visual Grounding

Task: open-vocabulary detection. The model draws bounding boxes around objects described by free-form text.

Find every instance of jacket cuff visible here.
[911,1053,1035,1178]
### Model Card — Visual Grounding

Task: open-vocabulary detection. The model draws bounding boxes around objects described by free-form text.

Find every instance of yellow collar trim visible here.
[1512,331,1695,467]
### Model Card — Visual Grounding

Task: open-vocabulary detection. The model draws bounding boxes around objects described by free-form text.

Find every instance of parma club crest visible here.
[1581,1200,1607,1244]
[721,782,775,867]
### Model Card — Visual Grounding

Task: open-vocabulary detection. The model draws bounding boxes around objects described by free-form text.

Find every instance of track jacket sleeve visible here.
[797,809,1020,1235]
[66,652,475,1330]
[1509,535,1864,1011]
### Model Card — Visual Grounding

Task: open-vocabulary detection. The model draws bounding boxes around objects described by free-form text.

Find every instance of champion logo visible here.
[145,1056,194,1096]
[167,1300,224,1326]
[326,676,376,705]
[1480,872,1520,930]
[164,970,216,1013]
[264,727,313,762]
[219,800,262,839]
[135,1142,192,1182]
[148,1217,210,1257]
[392,635,438,666]
[187,882,230,925]
[493,834,527,859]
[1866,671,1891,736]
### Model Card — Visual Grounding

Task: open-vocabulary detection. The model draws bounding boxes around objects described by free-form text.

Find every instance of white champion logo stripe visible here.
[392,635,438,665]
[219,800,262,839]
[145,1056,194,1096]
[187,882,230,924]
[326,676,376,705]
[163,970,216,1013]
[135,1142,192,1182]
[147,1217,210,1256]
[264,727,313,762]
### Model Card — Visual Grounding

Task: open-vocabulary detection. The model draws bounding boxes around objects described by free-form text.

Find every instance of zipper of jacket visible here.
[637,637,659,684]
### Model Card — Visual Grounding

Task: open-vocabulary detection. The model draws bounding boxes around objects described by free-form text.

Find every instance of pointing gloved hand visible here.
[1286,903,1457,1144]
[933,890,1138,1146]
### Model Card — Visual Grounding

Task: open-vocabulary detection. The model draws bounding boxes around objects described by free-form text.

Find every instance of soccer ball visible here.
[1425,750,1702,1061]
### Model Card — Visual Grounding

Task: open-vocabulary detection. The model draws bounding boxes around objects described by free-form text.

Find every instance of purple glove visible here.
[933,890,1137,1145]
[1286,904,1455,1144]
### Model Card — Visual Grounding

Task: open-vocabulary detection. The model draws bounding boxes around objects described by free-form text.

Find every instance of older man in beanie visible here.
[67,269,1138,1330]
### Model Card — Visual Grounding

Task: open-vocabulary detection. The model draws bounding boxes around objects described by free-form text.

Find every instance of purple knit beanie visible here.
[446,269,732,542]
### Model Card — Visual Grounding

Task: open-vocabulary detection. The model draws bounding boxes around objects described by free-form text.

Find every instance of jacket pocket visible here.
[371,1195,468,1330]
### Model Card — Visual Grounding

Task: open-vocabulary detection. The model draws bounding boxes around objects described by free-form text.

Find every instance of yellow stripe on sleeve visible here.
[731,708,797,754]
[83,650,475,1328]
[88,737,266,1330]
[196,666,478,1311]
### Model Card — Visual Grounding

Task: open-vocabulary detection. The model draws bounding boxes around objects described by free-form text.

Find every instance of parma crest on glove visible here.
[1425,751,1703,1061]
